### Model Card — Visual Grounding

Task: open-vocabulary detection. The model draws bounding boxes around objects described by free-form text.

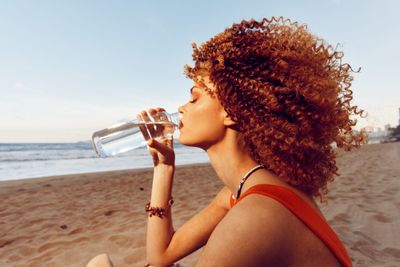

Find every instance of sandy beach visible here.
[1,142,399,267]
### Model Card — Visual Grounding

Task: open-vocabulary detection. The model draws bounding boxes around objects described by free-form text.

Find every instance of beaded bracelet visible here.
[145,197,174,218]
[144,264,175,267]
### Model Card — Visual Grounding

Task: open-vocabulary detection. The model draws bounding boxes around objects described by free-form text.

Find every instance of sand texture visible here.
[1,143,399,267]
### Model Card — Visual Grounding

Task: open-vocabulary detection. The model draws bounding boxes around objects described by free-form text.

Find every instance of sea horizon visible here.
[0,142,209,182]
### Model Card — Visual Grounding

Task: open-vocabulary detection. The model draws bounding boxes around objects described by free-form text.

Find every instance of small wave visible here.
[0,143,92,152]
[0,142,202,163]
[0,155,99,162]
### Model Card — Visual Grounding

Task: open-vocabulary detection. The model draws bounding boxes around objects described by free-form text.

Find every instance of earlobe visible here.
[224,119,235,127]
[223,115,236,127]
[224,114,241,132]
[221,108,236,127]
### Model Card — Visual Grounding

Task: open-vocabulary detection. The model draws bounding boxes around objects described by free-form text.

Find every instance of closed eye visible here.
[189,86,201,103]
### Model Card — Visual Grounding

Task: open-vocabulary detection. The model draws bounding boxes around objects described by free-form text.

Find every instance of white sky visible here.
[1,0,399,142]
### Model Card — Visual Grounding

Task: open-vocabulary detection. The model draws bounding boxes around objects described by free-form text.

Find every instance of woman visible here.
[88,17,365,267]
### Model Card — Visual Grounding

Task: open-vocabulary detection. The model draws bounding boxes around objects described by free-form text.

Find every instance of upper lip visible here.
[178,114,183,127]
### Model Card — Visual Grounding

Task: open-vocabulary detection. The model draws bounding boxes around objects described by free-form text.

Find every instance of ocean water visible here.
[0,142,209,181]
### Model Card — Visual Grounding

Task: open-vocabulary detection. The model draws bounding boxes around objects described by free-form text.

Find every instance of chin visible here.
[178,135,192,146]
[178,135,202,149]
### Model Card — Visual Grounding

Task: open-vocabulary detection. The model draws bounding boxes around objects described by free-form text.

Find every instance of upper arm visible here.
[195,195,291,267]
[161,186,232,264]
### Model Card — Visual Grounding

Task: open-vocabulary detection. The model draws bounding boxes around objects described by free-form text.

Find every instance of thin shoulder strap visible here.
[231,184,352,267]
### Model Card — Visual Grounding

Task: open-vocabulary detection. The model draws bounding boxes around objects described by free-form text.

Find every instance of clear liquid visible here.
[92,121,176,157]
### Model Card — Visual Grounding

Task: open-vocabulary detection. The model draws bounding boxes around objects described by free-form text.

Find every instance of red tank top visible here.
[230,184,352,267]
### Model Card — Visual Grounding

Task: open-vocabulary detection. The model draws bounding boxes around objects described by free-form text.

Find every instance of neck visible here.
[205,130,263,196]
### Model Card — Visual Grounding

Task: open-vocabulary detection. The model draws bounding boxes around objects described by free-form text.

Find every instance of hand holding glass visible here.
[92,111,180,157]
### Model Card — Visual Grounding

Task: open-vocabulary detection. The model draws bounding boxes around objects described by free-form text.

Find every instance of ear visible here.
[224,115,236,127]
[222,110,236,127]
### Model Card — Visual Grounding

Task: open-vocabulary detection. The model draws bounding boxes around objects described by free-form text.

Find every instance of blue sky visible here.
[1,0,399,142]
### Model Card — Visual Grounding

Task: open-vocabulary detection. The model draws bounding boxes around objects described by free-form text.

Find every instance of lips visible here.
[178,114,184,129]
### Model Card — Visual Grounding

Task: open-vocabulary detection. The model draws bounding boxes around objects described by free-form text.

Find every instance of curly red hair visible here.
[184,17,366,199]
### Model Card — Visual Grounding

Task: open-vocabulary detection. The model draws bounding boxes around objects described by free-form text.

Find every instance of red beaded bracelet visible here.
[145,198,174,218]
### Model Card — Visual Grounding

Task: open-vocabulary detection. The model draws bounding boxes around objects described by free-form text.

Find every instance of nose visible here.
[178,104,185,114]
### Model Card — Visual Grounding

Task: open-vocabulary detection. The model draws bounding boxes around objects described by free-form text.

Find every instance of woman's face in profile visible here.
[178,75,228,150]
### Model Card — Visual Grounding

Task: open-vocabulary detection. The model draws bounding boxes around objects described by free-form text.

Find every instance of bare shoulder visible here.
[212,185,233,210]
[195,194,297,267]
[196,193,342,267]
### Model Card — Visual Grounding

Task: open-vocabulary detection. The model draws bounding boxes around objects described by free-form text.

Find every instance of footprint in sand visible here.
[371,213,392,223]
[68,227,83,235]
[382,247,400,259]
[352,230,380,246]
[330,213,351,224]
[0,239,14,248]
[350,239,382,260]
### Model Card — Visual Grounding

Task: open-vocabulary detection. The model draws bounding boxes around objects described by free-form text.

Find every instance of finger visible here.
[155,107,166,112]
[158,111,174,136]
[162,136,174,149]
[154,109,174,138]
[156,136,174,151]
[141,110,157,138]
[152,109,169,137]
[137,113,151,141]
[147,138,173,155]
[147,109,162,137]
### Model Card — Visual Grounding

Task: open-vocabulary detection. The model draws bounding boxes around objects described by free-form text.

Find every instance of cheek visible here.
[179,104,225,147]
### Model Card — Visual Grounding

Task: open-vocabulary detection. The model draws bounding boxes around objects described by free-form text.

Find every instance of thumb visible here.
[147,139,172,153]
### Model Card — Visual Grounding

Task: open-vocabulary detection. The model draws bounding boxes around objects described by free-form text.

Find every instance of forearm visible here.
[146,164,175,265]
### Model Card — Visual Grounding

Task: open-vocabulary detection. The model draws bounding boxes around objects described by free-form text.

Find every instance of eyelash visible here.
[189,99,197,103]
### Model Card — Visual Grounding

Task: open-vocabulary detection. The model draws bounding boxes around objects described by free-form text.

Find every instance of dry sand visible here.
[1,143,399,267]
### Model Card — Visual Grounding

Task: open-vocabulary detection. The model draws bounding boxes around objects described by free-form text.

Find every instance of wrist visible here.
[152,165,174,193]
[151,165,174,206]
[154,164,175,174]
